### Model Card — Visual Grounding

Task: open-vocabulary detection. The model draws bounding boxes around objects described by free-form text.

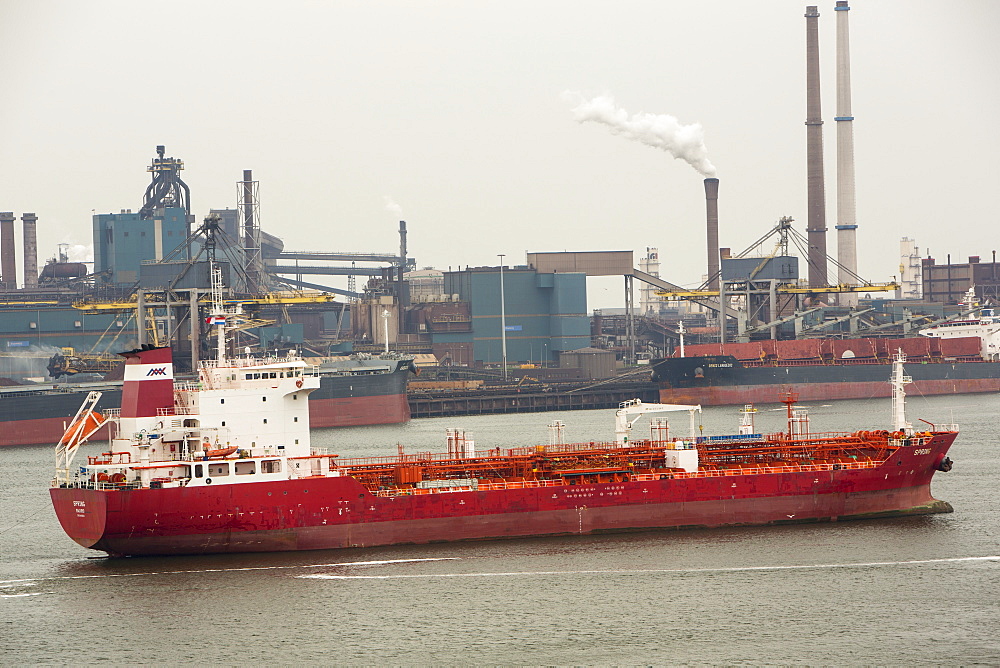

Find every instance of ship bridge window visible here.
[211,463,230,477]
[262,460,281,474]
[245,374,252,380]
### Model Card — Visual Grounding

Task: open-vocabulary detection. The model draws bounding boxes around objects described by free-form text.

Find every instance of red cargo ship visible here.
[49,270,958,556]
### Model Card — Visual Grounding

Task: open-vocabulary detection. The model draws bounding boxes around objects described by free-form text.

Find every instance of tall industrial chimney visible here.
[704,177,720,291]
[835,0,859,306]
[0,211,15,289]
[805,6,829,288]
[22,212,38,289]
[398,220,408,283]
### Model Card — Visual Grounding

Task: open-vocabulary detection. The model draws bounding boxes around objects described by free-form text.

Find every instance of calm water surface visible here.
[2,394,998,664]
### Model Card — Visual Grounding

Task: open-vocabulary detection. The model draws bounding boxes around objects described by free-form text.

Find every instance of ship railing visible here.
[741,357,896,368]
[633,460,879,481]
[158,406,197,415]
[368,459,886,498]
[56,478,143,491]
[373,478,566,497]
[199,355,317,370]
[103,408,121,419]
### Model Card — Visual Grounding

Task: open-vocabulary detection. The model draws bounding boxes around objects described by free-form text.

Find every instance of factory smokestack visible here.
[398,220,408,282]
[0,212,15,289]
[21,212,37,289]
[835,0,859,306]
[705,178,720,291]
[805,6,829,289]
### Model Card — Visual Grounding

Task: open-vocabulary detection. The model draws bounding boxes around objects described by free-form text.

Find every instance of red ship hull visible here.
[50,434,955,556]
[307,394,410,428]
[659,378,1000,406]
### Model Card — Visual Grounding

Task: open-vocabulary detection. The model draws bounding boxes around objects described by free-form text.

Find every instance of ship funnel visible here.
[704,178,720,291]
[119,346,175,418]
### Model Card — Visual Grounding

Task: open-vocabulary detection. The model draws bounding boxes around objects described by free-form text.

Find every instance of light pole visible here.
[498,254,508,380]
[382,308,391,354]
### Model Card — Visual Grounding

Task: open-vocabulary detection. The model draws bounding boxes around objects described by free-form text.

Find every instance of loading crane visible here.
[614,399,702,445]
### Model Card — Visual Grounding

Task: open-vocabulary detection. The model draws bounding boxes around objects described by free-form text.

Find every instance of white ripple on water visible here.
[299,555,1000,580]
[0,557,458,586]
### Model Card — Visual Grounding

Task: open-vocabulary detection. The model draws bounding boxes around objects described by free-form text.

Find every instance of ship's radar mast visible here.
[890,349,913,434]
[209,261,244,365]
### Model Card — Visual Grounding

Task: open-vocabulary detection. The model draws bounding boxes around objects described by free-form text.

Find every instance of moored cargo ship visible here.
[651,334,1000,406]
[49,267,957,556]
[1,355,412,447]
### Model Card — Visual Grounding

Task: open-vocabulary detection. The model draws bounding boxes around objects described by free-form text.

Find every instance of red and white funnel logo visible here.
[120,346,175,418]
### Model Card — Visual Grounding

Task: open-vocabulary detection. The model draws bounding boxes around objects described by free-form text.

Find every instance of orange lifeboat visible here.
[205,446,239,459]
[59,411,105,447]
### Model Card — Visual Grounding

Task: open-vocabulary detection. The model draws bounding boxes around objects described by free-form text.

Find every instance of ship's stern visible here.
[50,487,109,550]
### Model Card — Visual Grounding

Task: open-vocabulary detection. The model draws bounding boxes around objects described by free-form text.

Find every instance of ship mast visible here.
[890,349,913,433]
[210,261,230,365]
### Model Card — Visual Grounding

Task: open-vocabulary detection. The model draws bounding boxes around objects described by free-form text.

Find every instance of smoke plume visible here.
[383,196,403,217]
[566,93,717,177]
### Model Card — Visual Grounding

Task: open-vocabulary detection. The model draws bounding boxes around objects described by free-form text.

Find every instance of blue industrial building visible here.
[0,306,136,354]
[93,206,191,285]
[429,266,589,365]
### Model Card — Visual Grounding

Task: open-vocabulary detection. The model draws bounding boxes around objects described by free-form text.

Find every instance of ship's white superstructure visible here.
[54,263,336,492]
[919,287,1000,360]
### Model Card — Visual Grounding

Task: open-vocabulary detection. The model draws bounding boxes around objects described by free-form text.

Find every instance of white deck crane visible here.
[614,399,702,445]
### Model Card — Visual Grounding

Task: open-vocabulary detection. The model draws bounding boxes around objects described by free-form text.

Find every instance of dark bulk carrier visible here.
[651,308,1000,406]
[0,355,412,447]
[50,266,957,556]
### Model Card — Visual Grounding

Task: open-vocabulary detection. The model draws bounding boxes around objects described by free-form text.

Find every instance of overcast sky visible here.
[2,0,998,309]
